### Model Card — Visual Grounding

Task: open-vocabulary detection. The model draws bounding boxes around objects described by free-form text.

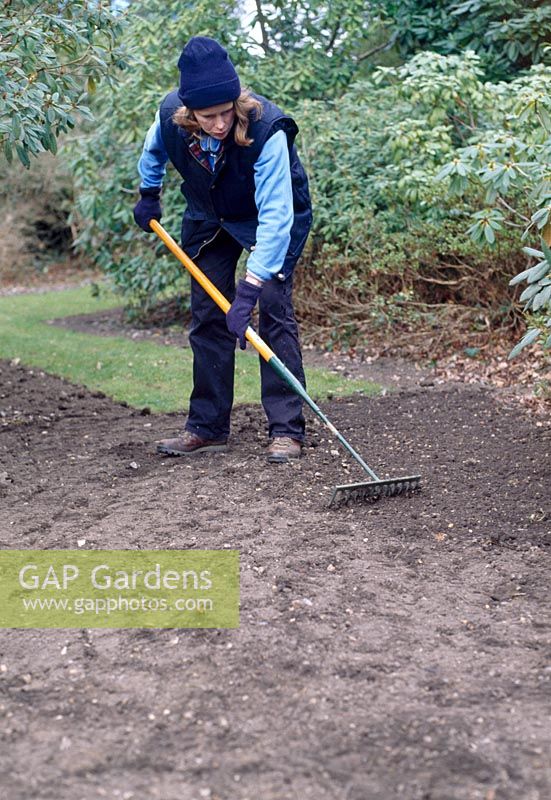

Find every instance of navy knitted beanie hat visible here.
[177,36,241,109]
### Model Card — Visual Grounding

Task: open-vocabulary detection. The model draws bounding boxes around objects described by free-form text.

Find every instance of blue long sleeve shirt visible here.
[138,115,294,282]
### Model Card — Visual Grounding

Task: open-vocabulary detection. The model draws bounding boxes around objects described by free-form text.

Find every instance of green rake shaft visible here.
[151,221,421,507]
[265,358,421,506]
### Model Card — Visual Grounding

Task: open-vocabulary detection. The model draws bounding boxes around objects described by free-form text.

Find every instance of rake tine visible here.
[329,476,421,508]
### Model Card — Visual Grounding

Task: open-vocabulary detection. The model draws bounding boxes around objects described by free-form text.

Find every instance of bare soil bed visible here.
[0,359,550,800]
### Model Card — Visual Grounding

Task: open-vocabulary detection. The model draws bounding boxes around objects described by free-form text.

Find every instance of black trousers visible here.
[184,228,306,441]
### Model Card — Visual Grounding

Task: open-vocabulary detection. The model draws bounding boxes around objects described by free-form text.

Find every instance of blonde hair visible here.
[172,89,262,147]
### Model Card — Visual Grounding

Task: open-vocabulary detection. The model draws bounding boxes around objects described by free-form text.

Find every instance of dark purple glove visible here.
[133,186,162,232]
[226,278,263,349]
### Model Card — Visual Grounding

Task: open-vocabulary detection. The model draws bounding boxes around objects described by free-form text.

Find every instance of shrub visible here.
[0,0,125,167]
[0,152,73,283]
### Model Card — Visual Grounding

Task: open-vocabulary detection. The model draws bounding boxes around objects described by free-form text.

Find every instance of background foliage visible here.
[294,51,549,350]
[2,0,550,358]
[0,0,126,165]
[377,0,551,82]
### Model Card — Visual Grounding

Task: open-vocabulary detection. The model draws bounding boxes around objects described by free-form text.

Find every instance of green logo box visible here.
[0,550,239,629]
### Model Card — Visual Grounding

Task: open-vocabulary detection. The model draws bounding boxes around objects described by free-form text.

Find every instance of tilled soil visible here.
[0,359,550,800]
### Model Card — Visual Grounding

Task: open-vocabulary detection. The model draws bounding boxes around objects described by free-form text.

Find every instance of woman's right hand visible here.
[133,186,162,232]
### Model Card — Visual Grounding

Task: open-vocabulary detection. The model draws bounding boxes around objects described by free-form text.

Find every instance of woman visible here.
[133,36,312,463]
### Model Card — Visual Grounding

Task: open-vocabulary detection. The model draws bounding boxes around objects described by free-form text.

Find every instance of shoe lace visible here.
[270,437,294,450]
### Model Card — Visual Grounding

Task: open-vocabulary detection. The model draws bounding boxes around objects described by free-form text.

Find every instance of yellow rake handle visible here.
[149,220,274,362]
[149,219,382,483]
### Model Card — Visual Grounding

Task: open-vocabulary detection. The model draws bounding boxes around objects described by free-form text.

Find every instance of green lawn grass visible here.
[0,286,380,412]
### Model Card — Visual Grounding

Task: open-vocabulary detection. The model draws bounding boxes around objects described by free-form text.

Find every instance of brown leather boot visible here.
[156,430,227,456]
[266,437,302,464]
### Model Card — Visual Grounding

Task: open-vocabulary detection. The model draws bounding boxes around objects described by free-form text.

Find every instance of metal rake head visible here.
[329,475,421,508]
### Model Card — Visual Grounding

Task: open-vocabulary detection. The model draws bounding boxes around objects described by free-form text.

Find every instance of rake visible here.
[150,221,421,507]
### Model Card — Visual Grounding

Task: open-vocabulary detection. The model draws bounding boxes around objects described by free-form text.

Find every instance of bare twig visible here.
[253,0,272,55]
[357,35,396,62]
[325,14,343,54]
[496,195,531,223]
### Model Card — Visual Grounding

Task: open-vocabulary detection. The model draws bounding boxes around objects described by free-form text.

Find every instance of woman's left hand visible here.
[226,278,263,349]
